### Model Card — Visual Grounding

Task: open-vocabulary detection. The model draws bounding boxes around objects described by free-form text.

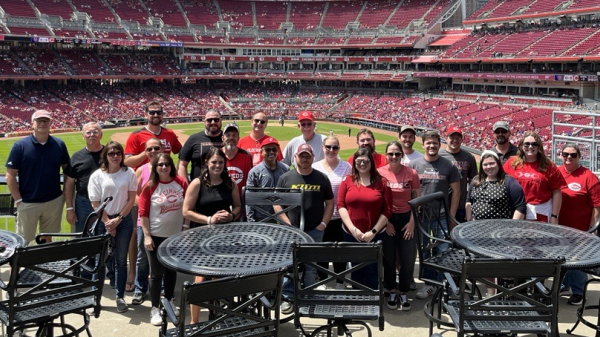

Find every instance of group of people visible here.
[5,105,600,327]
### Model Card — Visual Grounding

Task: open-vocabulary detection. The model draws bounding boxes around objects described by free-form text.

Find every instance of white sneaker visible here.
[315,285,327,291]
[280,301,293,314]
[169,299,180,317]
[150,306,162,326]
[416,285,437,299]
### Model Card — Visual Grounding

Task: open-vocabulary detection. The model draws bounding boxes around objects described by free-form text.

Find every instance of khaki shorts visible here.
[16,195,64,244]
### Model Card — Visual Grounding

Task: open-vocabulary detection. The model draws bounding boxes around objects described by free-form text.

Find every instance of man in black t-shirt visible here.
[64,122,104,232]
[178,109,224,180]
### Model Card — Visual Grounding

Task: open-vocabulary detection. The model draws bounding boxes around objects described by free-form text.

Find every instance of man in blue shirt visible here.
[5,110,70,244]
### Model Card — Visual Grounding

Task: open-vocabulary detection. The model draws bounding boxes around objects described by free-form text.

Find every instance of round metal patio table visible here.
[451,219,600,270]
[157,222,313,276]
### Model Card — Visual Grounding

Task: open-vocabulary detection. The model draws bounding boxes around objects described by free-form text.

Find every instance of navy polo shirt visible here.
[5,134,70,203]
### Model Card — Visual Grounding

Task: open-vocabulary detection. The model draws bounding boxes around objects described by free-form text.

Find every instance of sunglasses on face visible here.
[107,152,122,157]
[146,146,161,152]
[561,152,578,159]
[263,147,278,153]
[523,142,539,148]
[300,122,313,127]
[356,159,371,165]
[325,145,340,151]
[148,110,163,116]
[387,152,402,157]
[494,129,508,134]
[206,118,220,123]
[254,119,266,125]
[156,163,170,167]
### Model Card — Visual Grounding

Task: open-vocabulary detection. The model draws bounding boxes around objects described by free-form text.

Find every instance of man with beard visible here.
[245,137,289,222]
[399,125,423,166]
[346,128,387,168]
[222,122,252,197]
[178,109,224,180]
[238,112,283,166]
[124,101,182,305]
[282,111,325,165]
[491,121,518,163]
[124,101,182,169]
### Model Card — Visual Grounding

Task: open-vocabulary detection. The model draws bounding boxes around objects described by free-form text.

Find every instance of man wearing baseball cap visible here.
[245,137,289,222]
[399,125,423,166]
[5,110,70,244]
[440,127,477,223]
[238,112,283,166]
[281,111,325,166]
[274,143,334,313]
[222,122,252,197]
[491,121,518,163]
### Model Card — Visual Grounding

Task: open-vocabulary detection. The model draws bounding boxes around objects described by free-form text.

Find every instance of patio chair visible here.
[292,241,384,337]
[0,234,111,337]
[445,256,564,337]
[408,191,472,336]
[159,271,285,337]
[241,187,305,230]
[16,196,113,288]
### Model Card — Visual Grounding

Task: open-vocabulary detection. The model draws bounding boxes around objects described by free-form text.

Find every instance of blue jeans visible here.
[97,214,133,299]
[282,227,325,298]
[343,231,385,290]
[75,193,95,233]
[563,270,588,296]
[422,216,449,284]
[135,226,149,295]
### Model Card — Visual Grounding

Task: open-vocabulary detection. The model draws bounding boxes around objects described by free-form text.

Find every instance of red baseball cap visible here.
[261,137,279,148]
[298,111,314,121]
[446,127,463,137]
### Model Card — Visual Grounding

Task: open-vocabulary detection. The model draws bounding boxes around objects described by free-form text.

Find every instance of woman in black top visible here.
[182,147,241,324]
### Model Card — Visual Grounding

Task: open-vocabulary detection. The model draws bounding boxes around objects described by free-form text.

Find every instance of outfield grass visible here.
[0,121,422,233]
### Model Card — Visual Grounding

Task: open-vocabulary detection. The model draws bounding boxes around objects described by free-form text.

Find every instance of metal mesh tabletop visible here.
[157,222,313,276]
[0,230,26,264]
[451,220,600,269]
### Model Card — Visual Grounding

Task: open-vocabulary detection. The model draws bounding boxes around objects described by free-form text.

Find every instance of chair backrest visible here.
[174,271,284,337]
[291,241,385,331]
[456,256,564,334]
[242,187,305,230]
[0,235,111,335]
[0,194,14,218]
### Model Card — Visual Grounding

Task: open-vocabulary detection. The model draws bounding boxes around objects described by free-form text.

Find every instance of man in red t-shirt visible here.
[223,122,253,197]
[238,112,283,166]
[124,101,182,170]
[346,128,387,168]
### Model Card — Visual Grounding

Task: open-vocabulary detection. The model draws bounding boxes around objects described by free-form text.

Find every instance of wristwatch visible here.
[118,214,124,220]
[551,214,559,219]
[371,228,377,234]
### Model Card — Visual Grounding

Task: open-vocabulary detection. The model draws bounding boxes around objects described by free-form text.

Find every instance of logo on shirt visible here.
[290,184,321,191]
[388,181,411,189]
[419,168,447,180]
[515,172,541,180]
[160,139,172,152]
[227,166,245,184]
[568,182,582,192]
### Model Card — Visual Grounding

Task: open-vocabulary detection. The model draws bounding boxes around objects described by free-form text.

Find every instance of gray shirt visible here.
[282,133,326,166]
[401,150,423,166]
[409,156,462,213]
[245,161,290,221]
[440,148,478,211]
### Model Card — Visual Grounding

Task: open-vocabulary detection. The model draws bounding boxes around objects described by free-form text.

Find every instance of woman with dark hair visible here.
[182,147,241,324]
[338,148,392,288]
[377,141,420,311]
[138,153,188,325]
[88,141,137,314]
[558,143,600,305]
[466,150,526,221]
[503,131,566,223]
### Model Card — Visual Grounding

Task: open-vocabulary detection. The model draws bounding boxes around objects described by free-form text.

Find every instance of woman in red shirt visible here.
[338,148,392,289]
[503,131,566,223]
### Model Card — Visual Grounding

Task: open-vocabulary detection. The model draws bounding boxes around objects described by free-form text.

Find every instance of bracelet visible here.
[207,216,212,225]
[320,221,327,228]
[66,207,74,211]
[15,198,22,204]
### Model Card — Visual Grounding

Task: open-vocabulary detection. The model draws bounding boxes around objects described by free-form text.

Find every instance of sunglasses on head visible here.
[156,163,170,167]
[523,142,539,148]
[561,152,578,159]
[148,110,163,116]
[146,146,161,152]
[206,118,220,123]
[254,119,266,125]
[325,145,340,151]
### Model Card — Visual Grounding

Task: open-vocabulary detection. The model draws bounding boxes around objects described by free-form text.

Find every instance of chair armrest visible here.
[35,233,82,244]
[161,297,179,325]
[588,218,599,234]
[444,272,459,296]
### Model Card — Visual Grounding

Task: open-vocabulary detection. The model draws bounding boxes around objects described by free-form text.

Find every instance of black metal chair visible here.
[445,256,564,337]
[17,196,113,288]
[0,234,111,337]
[566,218,600,337]
[292,241,384,337]
[159,271,285,337]
[408,191,472,336]
[241,187,305,230]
